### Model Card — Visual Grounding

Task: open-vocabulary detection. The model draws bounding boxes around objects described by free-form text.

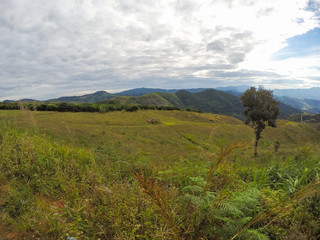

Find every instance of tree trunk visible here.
[254,137,258,156]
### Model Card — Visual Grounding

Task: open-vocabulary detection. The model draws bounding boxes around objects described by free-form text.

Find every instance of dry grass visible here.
[1,110,319,167]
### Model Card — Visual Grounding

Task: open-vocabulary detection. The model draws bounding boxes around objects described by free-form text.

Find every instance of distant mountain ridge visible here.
[215,86,320,101]
[1,87,308,117]
[49,91,114,103]
[106,88,301,119]
[114,87,209,96]
[214,86,320,114]
[273,87,320,100]
[275,96,320,114]
[111,89,246,118]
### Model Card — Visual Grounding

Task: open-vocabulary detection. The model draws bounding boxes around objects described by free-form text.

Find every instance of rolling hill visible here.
[110,89,301,119]
[2,87,303,118]
[49,90,114,103]
[114,87,208,96]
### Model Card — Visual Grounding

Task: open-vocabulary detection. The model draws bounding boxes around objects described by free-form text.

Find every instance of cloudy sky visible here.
[1,0,320,100]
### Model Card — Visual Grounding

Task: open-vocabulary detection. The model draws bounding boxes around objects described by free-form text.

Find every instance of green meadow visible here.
[0,110,319,239]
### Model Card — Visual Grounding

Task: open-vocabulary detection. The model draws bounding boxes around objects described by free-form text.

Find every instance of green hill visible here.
[278,102,303,117]
[180,89,244,117]
[126,92,181,106]
[114,87,208,96]
[1,88,316,118]
[109,89,301,119]
[110,89,244,118]
[49,90,114,103]
[1,88,302,119]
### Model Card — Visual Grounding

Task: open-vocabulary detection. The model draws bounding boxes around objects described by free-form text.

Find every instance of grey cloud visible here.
[215,0,258,8]
[0,0,318,100]
[174,0,199,12]
[262,78,305,85]
[309,76,320,81]
[207,39,229,52]
[228,52,246,64]
[257,7,274,17]
[207,30,255,65]
[204,69,282,79]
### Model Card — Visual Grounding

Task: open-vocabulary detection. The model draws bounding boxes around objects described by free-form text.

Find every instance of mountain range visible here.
[2,87,305,119]
[46,87,320,114]
[112,89,246,119]
[49,88,304,118]
[215,86,320,114]
[274,96,320,114]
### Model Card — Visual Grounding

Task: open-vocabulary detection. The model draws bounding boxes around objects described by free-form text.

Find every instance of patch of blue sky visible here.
[272,27,320,60]
[306,0,320,16]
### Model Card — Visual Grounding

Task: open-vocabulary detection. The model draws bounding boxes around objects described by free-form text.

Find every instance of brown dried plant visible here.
[132,171,183,240]
[203,141,248,194]
[18,101,37,127]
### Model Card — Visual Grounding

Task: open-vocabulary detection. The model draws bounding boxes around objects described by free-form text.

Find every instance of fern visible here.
[214,186,265,239]
[244,229,269,240]
[182,186,204,196]
[180,176,266,239]
[232,177,320,240]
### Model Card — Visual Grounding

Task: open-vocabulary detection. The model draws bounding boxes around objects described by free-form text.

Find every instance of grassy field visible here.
[0,110,319,239]
[1,110,319,160]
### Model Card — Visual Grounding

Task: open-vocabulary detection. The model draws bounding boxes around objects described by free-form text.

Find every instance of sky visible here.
[1,0,320,100]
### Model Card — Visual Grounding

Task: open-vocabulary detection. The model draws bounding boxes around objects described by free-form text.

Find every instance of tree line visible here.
[0,101,197,113]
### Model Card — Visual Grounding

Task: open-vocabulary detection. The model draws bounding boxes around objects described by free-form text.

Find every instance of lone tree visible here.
[240,86,280,156]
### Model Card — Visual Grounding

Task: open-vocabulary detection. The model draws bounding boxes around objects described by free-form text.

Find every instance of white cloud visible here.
[0,0,319,99]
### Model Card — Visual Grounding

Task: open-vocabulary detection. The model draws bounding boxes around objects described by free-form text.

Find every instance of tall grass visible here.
[0,110,319,239]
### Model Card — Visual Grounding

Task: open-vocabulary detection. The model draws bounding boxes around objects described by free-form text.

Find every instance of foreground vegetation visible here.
[0,110,319,239]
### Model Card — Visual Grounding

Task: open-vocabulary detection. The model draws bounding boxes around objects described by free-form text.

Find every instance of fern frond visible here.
[231,177,320,240]
[182,185,204,196]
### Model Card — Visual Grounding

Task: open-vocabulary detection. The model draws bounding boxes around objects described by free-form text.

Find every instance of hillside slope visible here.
[126,92,184,107]
[1,110,320,239]
[49,90,114,103]
[1,110,319,162]
[114,87,208,96]
[110,89,301,119]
